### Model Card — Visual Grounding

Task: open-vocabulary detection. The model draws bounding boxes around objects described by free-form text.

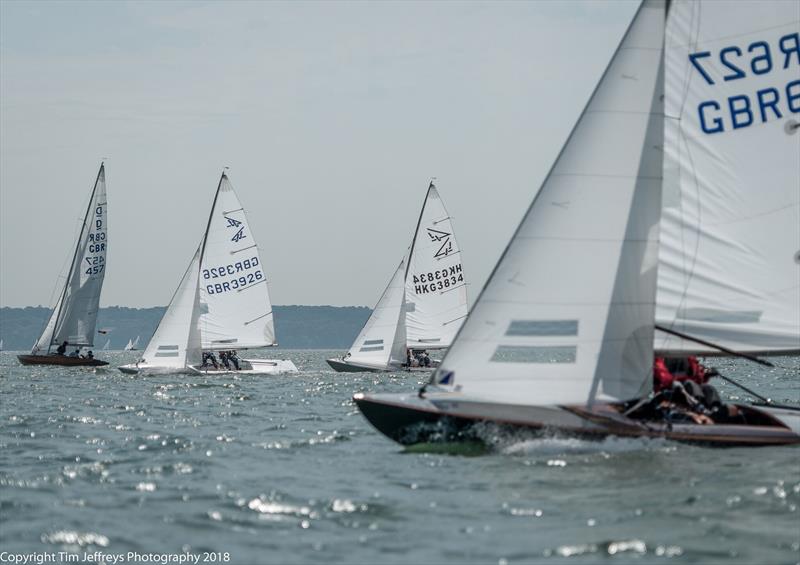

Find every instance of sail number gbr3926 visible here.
[203,256,263,295]
[412,263,463,295]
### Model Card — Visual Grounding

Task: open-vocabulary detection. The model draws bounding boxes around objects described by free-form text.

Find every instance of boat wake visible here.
[497,434,674,457]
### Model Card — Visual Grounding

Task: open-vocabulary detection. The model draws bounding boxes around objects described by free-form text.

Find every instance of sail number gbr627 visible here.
[412,264,464,295]
[690,32,799,134]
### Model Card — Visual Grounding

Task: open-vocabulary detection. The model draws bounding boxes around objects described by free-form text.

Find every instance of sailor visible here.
[86,350,94,360]
[202,351,219,369]
[406,348,412,368]
[653,356,711,392]
[220,351,231,370]
[56,341,68,355]
[421,351,431,368]
[228,351,240,371]
[69,348,81,358]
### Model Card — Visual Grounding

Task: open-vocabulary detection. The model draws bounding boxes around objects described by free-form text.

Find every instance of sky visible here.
[0,0,638,308]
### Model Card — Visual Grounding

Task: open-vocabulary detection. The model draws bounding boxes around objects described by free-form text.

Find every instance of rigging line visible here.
[654,324,774,367]
[223,207,244,214]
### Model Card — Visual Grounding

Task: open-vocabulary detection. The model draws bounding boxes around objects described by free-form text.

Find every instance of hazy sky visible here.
[1,0,637,308]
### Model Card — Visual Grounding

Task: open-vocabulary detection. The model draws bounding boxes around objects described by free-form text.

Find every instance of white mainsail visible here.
[197,174,276,350]
[139,248,202,370]
[132,336,140,349]
[102,339,110,351]
[124,339,133,351]
[345,258,409,370]
[33,164,108,353]
[405,184,468,350]
[432,0,666,405]
[656,0,800,355]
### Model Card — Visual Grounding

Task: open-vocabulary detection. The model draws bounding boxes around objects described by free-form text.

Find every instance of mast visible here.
[404,182,435,281]
[46,162,105,353]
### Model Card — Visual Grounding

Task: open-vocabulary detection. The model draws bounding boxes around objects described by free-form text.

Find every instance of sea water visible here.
[1,351,798,564]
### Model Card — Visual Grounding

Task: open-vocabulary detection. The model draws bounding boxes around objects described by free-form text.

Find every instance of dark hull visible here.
[353,393,800,447]
[326,358,381,373]
[17,355,109,367]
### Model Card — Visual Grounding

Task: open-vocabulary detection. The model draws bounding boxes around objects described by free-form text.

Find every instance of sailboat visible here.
[123,336,140,351]
[119,171,297,375]
[328,183,468,372]
[102,339,110,351]
[353,0,800,446]
[18,164,110,367]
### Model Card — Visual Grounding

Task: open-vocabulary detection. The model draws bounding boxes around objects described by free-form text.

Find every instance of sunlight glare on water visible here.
[0,350,798,564]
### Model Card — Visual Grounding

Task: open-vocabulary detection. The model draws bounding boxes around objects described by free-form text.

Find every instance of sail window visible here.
[157,345,179,350]
[490,345,576,363]
[506,320,578,336]
[155,352,180,357]
[359,346,384,352]
[676,308,762,324]
[363,339,384,346]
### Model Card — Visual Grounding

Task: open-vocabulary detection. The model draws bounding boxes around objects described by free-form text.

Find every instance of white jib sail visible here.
[656,0,800,355]
[346,258,409,369]
[433,0,667,406]
[197,173,276,350]
[405,184,468,350]
[140,247,202,370]
[124,339,133,351]
[33,163,108,352]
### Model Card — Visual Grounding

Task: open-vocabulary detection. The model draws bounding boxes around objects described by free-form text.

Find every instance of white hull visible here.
[188,358,298,375]
[120,358,297,375]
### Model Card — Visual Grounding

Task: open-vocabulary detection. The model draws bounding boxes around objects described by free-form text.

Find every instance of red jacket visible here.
[653,356,708,392]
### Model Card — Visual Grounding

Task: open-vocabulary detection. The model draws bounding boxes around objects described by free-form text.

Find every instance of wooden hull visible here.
[17,354,109,367]
[353,392,800,447]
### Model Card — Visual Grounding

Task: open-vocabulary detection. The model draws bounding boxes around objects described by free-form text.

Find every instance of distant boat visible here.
[119,171,297,375]
[102,339,110,351]
[18,164,109,367]
[0,339,3,351]
[123,336,140,351]
[354,0,800,446]
[327,183,468,372]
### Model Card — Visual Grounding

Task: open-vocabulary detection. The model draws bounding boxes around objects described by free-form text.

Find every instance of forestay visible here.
[433,0,667,405]
[197,174,276,350]
[346,258,408,369]
[140,248,202,370]
[656,0,800,355]
[34,164,108,352]
[405,184,468,350]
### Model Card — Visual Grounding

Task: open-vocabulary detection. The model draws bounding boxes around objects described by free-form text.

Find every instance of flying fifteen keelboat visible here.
[354,0,800,446]
[18,163,110,367]
[327,182,469,372]
[119,171,297,375]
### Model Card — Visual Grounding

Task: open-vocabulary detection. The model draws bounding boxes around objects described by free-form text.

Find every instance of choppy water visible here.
[1,350,798,564]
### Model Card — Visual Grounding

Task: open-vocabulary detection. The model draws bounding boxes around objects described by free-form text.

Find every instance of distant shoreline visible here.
[0,305,371,350]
